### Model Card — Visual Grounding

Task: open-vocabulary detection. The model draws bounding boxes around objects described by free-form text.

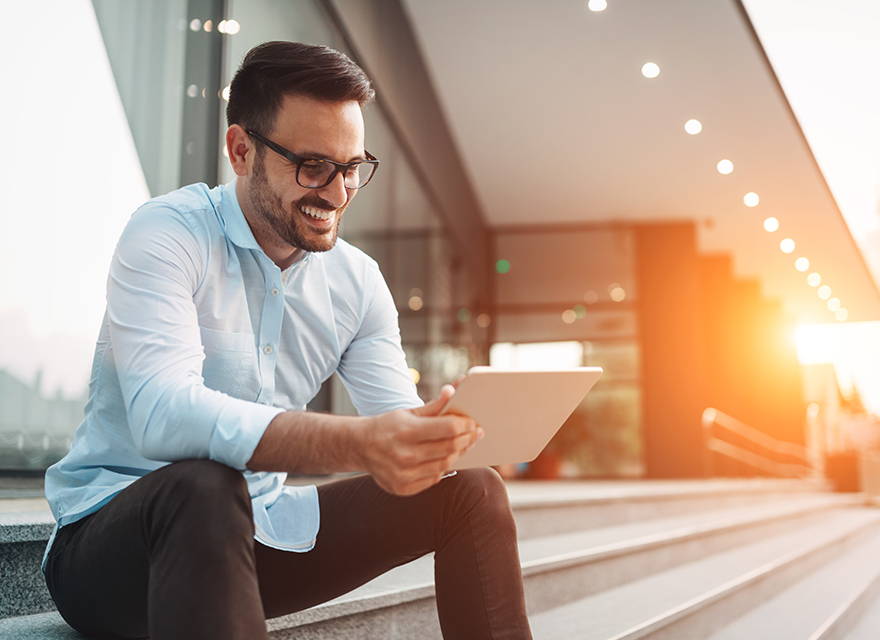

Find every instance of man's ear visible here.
[226,125,252,177]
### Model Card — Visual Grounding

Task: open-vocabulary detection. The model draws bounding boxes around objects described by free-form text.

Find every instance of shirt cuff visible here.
[209,397,285,470]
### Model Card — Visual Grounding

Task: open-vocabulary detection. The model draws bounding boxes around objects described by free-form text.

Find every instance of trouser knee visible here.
[450,467,516,528]
[146,459,253,537]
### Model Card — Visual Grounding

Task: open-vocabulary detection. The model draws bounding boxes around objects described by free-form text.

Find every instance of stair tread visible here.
[0,485,856,637]
[706,525,880,639]
[519,492,856,568]
[0,611,76,638]
[842,589,880,639]
[272,493,851,619]
[528,507,880,640]
[506,478,829,508]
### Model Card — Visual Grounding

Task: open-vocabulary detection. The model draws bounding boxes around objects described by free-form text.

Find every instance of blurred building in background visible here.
[2,0,878,481]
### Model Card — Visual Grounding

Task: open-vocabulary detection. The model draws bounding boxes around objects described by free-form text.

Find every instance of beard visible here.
[249,152,344,253]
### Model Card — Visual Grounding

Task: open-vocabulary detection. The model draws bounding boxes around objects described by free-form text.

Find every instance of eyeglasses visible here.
[246,129,379,190]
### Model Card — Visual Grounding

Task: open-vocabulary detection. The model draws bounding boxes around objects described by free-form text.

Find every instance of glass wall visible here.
[0,0,483,470]
[492,228,643,477]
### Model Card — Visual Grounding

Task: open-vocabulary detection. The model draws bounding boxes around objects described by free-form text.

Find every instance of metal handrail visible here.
[702,407,812,478]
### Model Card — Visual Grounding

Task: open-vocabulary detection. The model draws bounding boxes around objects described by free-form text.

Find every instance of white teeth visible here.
[300,205,334,221]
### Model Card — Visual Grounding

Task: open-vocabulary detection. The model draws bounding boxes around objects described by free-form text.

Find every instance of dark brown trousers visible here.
[44,460,532,639]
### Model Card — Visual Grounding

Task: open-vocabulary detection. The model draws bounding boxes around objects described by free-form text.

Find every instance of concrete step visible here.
[0,481,851,638]
[507,478,832,539]
[0,478,832,619]
[835,587,880,640]
[260,492,865,638]
[809,552,880,640]
[527,507,880,639]
[705,526,880,639]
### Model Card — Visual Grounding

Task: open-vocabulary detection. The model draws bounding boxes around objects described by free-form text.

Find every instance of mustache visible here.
[296,195,338,212]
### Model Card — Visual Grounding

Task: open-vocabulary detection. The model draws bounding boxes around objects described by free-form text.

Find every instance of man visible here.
[42,41,532,639]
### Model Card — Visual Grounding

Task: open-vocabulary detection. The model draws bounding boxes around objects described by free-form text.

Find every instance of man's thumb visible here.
[412,384,455,417]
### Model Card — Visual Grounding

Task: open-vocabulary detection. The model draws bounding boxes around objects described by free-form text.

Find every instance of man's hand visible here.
[360,385,483,496]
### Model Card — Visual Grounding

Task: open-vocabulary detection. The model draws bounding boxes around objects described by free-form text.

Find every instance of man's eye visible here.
[300,161,329,178]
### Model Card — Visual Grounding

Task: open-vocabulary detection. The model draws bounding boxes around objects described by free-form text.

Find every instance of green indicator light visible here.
[573,305,586,319]
[457,308,471,323]
[495,259,511,274]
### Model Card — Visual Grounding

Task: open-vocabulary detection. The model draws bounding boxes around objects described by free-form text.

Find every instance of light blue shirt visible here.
[42,179,422,571]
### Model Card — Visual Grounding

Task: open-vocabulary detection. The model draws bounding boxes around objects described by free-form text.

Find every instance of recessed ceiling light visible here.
[587,0,608,11]
[835,308,848,322]
[827,298,841,312]
[743,192,760,207]
[716,159,734,175]
[609,286,627,302]
[795,257,810,272]
[641,62,661,79]
[763,217,779,232]
[818,285,832,300]
[780,238,796,254]
[807,272,821,287]
[684,119,702,135]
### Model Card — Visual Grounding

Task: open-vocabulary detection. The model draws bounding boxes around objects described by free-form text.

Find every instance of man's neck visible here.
[235,179,304,271]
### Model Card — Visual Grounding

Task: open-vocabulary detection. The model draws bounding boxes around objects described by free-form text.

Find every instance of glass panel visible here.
[91,0,189,196]
[1,2,178,471]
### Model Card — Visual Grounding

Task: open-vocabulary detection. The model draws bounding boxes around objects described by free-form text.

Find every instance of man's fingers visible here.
[410,384,455,417]
[404,415,476,443]
[416,430,477,461]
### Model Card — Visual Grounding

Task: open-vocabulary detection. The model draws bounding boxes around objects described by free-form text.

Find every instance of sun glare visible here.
[794,324,839,364]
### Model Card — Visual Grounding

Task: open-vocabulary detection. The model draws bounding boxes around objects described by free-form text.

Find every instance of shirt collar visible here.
[219,178,262,251]
[219,178,313,266]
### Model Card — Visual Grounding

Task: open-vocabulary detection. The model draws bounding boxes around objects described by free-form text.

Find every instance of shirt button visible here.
[263,345,274,355]
[271,287,280,296]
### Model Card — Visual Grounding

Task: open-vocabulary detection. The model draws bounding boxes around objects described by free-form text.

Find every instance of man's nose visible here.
[319,171,349,209]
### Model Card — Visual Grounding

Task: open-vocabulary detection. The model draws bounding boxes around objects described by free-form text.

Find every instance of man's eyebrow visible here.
[298,149,368,163]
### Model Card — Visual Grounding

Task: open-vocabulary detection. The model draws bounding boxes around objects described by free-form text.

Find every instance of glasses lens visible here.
[345,162,376,189]
[297,160,334,188]
[297,160,377,189]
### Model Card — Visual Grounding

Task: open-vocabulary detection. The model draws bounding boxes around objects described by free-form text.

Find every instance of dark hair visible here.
[226,41,374,135]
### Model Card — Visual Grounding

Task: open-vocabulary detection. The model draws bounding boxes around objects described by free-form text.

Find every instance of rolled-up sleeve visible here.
[336,260,423,416]
[107,205,282,469]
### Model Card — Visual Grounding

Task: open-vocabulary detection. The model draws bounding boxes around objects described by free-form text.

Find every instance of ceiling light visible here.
[780,238,795,254]
[763,217,779,232]
[818,285,832,300]
[827,298,841,312]
[743,192,760,207]
[641,62,661,79]
[561,309,577,324]
[716,159,734,175]
[587,0,608,11]
[807,272,821,287]
[218,19,240,34]
[684,119,702,135]
[795,257,810,272]
[835,308,849,322]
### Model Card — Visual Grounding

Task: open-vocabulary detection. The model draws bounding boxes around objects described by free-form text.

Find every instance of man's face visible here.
[246,94,365,253]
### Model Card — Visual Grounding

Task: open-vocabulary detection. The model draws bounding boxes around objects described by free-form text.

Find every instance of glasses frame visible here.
[246,129,379,190]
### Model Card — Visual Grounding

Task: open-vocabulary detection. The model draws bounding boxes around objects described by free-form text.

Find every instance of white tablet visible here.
[440,366,603,470]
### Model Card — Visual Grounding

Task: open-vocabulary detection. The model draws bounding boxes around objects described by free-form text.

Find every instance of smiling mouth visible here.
[298,204,336,227]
